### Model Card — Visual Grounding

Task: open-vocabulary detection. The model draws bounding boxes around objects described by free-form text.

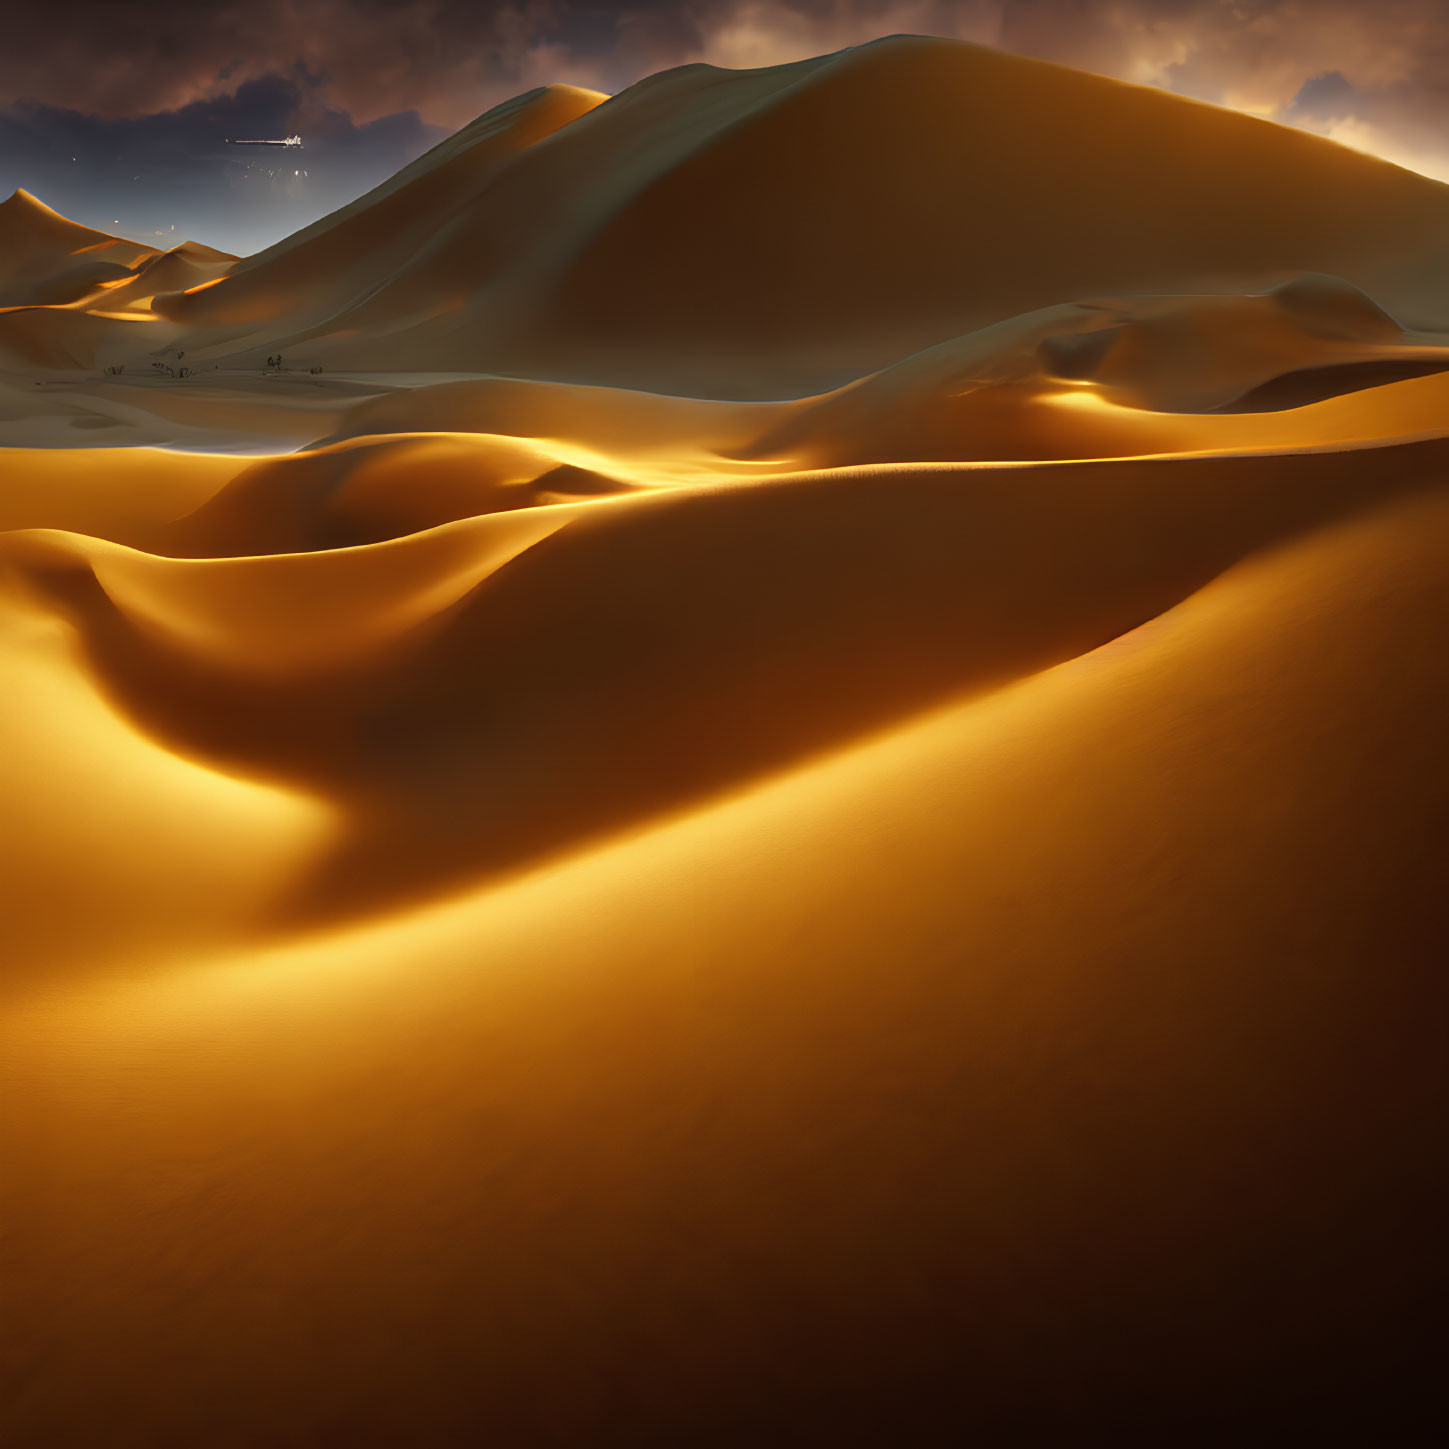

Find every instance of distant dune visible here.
[1,35,1445,1447]
[0,188,162,306]
[152,35,1449,394]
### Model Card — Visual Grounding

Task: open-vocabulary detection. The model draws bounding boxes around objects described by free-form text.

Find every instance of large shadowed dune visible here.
[150,84,605,337]
[157,35,1449,396]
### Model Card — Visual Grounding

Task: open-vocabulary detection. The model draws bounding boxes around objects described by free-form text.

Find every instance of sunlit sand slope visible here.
[3,485,1444,1444]
[2,34,1446,1448]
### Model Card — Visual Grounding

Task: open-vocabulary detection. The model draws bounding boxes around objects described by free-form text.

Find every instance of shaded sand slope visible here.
[0,369,395,451]
[0,305,167,371]
[3,490,1445,1444]
[157,36,1449,394]
[150,85,605,339]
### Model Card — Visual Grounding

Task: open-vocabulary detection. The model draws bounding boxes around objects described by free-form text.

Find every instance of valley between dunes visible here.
[2,36,1446,1445]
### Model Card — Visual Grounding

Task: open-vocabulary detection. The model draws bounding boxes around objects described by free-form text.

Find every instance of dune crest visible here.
[0,188,164,308]
[2,36,1446,1447]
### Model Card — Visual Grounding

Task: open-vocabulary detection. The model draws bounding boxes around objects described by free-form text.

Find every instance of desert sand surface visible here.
[2,35,1447,1446]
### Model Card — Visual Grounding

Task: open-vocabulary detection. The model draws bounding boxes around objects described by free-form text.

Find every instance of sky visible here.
[2,0,1446,256]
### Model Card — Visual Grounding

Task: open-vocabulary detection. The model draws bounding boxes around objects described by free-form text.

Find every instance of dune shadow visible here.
[23,437,1449,942]
[1217,359,1449,413]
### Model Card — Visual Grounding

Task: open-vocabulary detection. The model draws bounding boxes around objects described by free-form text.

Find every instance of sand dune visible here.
[2,34,1446,1446]
[6,487,1444,1444]
[0,189,160,307]
[150,84,605,343]
[86,239,237,319]
[186,35,1449,393]
[53,34,1447,399]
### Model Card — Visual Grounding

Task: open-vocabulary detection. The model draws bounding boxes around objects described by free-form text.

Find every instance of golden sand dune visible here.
[2,35,1446,1446]
[6,489,1444,1444]
[0,196,233,375]
[86,239,237,319]
[0,189,161,307]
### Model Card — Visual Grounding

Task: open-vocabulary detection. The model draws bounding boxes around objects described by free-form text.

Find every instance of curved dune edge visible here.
[4,488,1446,1443]
[1,428,1445,969]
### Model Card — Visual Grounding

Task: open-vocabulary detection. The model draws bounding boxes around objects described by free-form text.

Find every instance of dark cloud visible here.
[3,1,1447,253]
[0,1,640,127]
[1286,70,1358,122]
